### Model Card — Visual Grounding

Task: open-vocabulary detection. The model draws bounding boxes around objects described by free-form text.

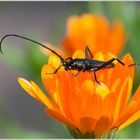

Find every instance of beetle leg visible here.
[95,58,125,72]
[93,70,101,85]
[72,70,84,77]
[88,69,101,84]
[85,46,93,59]
[46,64,62,74]
[92,58,124,84]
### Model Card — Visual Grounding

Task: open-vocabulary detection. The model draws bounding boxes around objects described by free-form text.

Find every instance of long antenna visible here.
[0,34,65,62]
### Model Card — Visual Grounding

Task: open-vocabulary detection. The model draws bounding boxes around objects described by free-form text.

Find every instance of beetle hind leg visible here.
[95,58,125,72]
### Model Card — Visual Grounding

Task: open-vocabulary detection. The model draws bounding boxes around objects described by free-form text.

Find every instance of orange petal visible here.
[80,117,97,134]
[18,77,57,110]
[81,79,95,97]
[111,78,121,92]
[63,14,125,56]
[129,85,140,103]
[114,101,136,127]
[118,53,134,80]
[95,82,110,99]
[67,86,84,125]
[41,64,57,96]
[85,94,103,119]
[18,77,35,97]
[72,49,85,59]
[98,53,134,89]
[118,85,140,129]
[109,21,126,55]
[94,116,113,137]
[103,93,116,117]
[66,15,80,37]
[119,110,140,130]
[94,51,104,61]
[113,77,132,121]
[45,108,77,129]
[48,54,61,69]
[56,72,72,117]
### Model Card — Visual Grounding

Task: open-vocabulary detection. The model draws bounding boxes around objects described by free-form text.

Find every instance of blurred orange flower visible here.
[62,14,126,57]
[41,14,125,59]
[18,51,140,138]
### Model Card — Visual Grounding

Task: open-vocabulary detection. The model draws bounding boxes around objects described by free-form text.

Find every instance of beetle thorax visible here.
[71,59,85,71]
[63,59,83,71]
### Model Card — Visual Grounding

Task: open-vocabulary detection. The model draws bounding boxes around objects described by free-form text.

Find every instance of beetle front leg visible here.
[46,64,62,75]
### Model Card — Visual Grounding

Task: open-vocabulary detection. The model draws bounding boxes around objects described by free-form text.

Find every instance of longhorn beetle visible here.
[0,34,133,84]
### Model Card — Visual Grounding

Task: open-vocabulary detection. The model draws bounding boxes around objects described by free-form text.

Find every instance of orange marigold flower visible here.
[18,50,140,138]
[62,14,126,57]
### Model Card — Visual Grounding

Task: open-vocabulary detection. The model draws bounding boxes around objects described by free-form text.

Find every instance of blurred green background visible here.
[0,1,140,138]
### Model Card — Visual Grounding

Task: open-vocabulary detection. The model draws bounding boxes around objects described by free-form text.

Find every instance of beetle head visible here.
[63,57,74,71]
